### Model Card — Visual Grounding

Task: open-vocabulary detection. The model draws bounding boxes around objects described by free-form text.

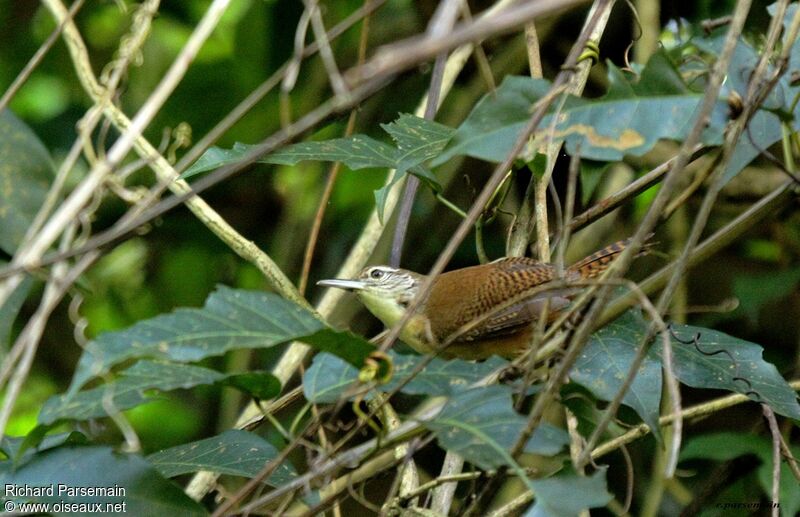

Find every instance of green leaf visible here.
[41,361,228,424]
[434,51,731,166]
[423,385,570,470]
[183,115,449,223]
[0,110,54,254]
[525,467,612,517]
[665,324,800,420]
[0,446,207,516]
[432,76,553,166]
[183,115,449,187]
[68,286,373,395]
[571,311,663,439]
[303,351,507,403]
[691,35,796,183]
[147,429,295,486]
[265,135,398,169]
[180,142,253,178]
[182,136,395,180]
[681,431,770,462]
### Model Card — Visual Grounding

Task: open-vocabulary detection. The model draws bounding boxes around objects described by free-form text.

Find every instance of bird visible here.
[318,237,647,360]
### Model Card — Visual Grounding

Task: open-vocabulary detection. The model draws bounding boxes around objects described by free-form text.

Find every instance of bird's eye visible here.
[370,269,384,279]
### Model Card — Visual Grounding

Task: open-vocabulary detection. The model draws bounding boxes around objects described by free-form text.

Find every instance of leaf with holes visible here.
[663,324,800,420]
[381,113,454,175]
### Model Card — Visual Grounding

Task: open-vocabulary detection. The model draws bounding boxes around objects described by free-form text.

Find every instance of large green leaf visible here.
[40,361,279,425]
[147,429,295,486]
[303,351,506,403]
[434,51,728,166]
[0,446,206,516]
[182,114,450,189]
[525,467,612,517]
[681,432,800,517]
[182,114,450,223]
[572,310,799,427]
[423,386,570,470]
[68,286,374,395]
[664,324,800,421]
[571,311,663,439]
[0,110,54,254]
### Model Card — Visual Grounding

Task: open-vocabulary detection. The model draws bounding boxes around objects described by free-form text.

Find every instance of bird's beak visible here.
[317,278,366,291]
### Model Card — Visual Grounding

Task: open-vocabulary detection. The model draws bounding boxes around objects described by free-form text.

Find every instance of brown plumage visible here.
[318,236,651,360]
[422,236,644,358]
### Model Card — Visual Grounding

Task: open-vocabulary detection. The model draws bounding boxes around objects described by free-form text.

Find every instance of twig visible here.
[573,0,755,471]
[591,380,800,459]
[0,0,85,113]
[524,23,543,79]
[390,0,460,267]
[566,146,706,234]
[305,0,348,97]
[351,0,587,84]
[298,1,373,296]
[510,0,612,260]
[762,404,781,517]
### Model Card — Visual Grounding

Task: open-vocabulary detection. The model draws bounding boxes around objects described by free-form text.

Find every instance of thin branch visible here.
[507,0,612,259]
[572,0,755,470]
[305,0,348,97]
[351,0,587,84]
[0,0,85,113]
[298,2,373,296]
[591,379,800,459]
[390,0,460,267]
[762,404,781,517]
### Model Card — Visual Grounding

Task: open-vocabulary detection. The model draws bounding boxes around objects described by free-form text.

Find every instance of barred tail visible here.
[567,234,654,279]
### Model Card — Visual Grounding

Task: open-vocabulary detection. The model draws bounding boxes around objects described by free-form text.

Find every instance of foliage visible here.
[0,1,798,516]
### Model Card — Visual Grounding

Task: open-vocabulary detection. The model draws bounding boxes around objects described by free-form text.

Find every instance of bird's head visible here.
[317,266,424,326]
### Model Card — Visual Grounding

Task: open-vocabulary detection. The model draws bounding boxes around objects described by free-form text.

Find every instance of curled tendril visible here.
[358,351,393,385]
[351,395,383,436]
[577,40,601,66]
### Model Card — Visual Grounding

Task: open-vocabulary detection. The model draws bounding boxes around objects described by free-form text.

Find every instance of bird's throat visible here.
[357,290,437,354]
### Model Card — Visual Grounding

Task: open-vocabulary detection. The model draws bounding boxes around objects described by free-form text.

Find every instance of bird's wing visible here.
[430,257,571,343]
[453,294,572,342]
